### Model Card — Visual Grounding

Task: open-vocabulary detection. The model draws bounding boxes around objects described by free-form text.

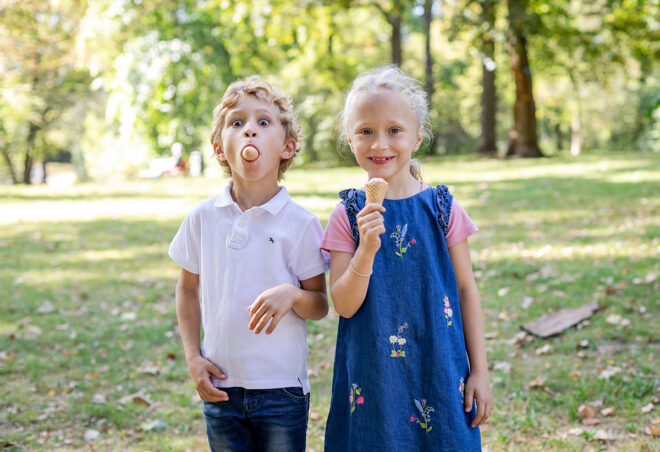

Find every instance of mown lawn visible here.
[1,153,658,451]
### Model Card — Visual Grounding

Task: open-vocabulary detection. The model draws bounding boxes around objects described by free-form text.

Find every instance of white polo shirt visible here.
[169,185,328,394]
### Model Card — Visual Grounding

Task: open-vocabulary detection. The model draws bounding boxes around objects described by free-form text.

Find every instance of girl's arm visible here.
[329,204,385,318]
[449,238,493,427]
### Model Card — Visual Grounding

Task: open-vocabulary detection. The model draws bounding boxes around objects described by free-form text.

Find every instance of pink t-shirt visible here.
[321,187,477,253]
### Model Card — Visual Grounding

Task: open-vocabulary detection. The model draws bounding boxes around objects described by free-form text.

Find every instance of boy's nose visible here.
[244,127,257,138]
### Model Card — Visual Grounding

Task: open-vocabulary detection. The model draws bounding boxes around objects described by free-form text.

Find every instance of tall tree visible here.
[478,0,498,154]
[0,0,92,183]
[506,0,542,157]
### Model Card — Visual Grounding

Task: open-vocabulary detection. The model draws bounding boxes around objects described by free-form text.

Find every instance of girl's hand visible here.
[248,284,296,334]
[464,371,493,427]
[356,203,386,255]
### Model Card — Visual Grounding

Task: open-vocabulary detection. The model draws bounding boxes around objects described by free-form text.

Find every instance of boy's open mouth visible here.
[241,145,260,161]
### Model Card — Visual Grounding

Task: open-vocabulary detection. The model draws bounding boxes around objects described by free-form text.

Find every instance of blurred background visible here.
[1,0,659,185]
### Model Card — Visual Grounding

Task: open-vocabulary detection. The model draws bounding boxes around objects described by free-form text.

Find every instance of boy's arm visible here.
[248,274,328,335]
[175,268,228,402]
[448,239,493,426]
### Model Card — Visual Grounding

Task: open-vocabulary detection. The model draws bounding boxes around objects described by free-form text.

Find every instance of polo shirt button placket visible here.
[228,214,249,249]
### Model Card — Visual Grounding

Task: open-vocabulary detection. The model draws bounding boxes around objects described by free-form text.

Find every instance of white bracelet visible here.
[349,258,373,277]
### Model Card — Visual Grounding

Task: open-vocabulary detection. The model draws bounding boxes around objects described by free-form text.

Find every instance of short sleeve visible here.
[321,203,356,253]
[168,212,201,274]
[290,217,330,281]
[445,199,478,247]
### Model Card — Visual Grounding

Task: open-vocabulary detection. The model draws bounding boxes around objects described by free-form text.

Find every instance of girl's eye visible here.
[259,119,270,126]
[231,119,243,127]
[390,127,401,134]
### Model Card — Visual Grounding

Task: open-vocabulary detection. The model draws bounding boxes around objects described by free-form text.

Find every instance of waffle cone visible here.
[365,179,388,205]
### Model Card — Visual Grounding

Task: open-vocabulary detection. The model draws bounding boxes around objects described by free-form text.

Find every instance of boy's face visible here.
[215,95,295,186]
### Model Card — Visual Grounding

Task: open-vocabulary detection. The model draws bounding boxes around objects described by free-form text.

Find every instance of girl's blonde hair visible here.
[210,75,303,181]
[341,65,431,181]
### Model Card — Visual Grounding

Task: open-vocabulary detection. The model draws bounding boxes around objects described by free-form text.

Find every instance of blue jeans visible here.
[203,387,309,452]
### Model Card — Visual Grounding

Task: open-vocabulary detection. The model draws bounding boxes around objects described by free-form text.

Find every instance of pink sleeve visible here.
[321,202,356,253]
[446,199,478,247]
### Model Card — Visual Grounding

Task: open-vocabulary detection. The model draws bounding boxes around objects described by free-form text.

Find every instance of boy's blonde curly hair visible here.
[210,75,303,181]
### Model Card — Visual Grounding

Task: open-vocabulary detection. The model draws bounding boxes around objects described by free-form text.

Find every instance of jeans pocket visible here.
[280,387,308,401]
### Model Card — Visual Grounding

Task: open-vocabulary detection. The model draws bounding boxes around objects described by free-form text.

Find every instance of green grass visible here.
[1,153,658,451]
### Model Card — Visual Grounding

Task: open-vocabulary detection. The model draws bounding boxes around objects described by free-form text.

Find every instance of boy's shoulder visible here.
[278,195,319,225]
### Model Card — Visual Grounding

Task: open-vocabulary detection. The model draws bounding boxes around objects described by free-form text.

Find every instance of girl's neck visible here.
[380,173,422,199]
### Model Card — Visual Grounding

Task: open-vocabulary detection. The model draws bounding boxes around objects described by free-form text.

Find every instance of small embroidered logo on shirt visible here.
[268,237,274,243]
[390,224,416,257]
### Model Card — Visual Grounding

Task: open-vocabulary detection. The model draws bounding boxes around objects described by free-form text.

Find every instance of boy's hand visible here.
[356,204,386,255]
[187,355,228,402]
[463,370,493,427]
[248,284,296,334]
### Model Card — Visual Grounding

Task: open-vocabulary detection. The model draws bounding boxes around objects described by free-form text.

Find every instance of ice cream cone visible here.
[365,178,388,205]
[242,146,259,161]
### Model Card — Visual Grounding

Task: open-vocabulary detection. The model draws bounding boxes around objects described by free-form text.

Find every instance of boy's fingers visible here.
[265,313,285,335]
[254,313,273,334]
[248,304,270,330]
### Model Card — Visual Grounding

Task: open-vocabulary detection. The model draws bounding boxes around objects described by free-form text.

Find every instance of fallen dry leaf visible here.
[641,403,654,413]
[579,404,595,420]
[528,377,546,389]
[594,429,614,441]
[600,406,616,416]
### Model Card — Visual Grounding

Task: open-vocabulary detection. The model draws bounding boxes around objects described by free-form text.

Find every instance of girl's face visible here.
[347,88,423,185]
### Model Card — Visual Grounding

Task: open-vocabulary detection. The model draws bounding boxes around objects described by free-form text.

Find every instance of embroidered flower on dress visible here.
[389,322,409,358]
[350,383,363,414]
[443,295,453,327]
[390,224,416,258]
[459,377,465,404]
[411,398,435,433]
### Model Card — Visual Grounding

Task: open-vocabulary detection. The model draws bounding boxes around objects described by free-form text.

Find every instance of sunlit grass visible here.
[1,152,658,451]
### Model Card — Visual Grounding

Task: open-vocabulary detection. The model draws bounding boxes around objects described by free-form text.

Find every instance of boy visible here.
[169,76,328,452]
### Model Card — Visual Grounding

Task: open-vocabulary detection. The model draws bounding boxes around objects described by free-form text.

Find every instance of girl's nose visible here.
[371,134,387,150]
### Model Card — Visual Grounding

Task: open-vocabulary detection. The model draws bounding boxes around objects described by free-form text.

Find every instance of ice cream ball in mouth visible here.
[241,146,259,161]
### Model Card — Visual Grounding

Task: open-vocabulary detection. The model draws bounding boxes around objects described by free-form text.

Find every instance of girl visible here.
[322,66,493,451]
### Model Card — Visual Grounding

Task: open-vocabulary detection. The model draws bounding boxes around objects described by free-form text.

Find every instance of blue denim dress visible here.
[324,186,481,451]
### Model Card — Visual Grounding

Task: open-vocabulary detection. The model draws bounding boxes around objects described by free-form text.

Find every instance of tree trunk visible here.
[506,32,542,157]
[391,14,402,66]
[422,0,439,154]
[478,0,497,154]
[22,121,40,184]
[423,0,434,99]
[1,146,19,184]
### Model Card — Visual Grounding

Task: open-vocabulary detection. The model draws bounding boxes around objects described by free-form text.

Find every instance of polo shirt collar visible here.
[214,184,289,215]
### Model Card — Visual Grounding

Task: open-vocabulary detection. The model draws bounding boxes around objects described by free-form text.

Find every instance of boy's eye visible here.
[259,119,270,126]
[360,129,373,135]
[231,119,243,127]
[390,127,401,134]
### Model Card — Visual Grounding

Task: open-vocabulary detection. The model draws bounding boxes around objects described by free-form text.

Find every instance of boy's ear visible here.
[412,126,424,153]
[280,138,296,159]
[213,142,226,161]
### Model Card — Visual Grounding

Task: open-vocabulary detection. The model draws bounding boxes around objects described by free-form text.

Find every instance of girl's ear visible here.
[281,138,296,159]
[348,136,356,155]
[412,126,424,153]
[213,142,226,161]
